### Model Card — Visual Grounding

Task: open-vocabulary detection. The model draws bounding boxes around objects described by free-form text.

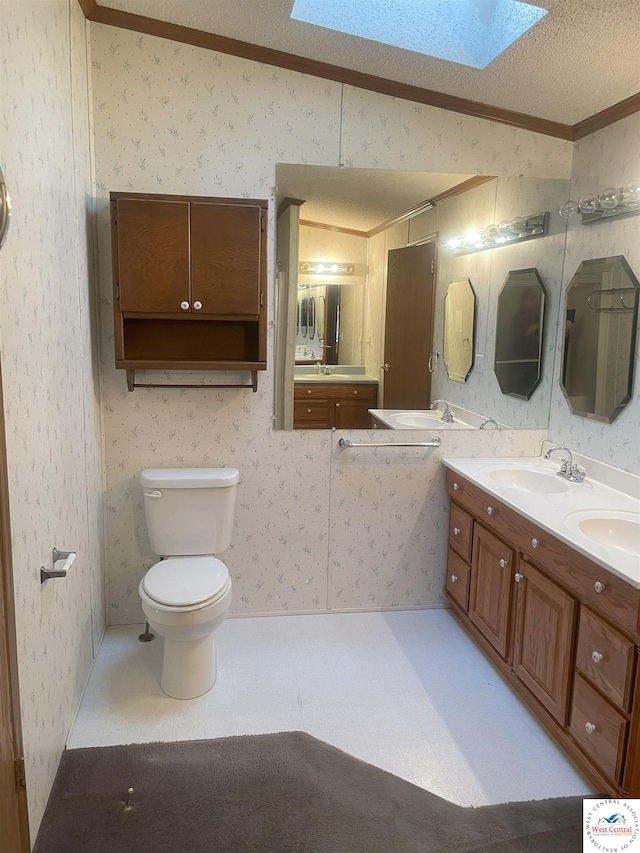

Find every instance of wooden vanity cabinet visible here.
[293,382,378,429]
[110,192,267,389]
[444,468,640,796]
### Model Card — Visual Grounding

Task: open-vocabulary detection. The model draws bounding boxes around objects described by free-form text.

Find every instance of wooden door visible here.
[191,203,263,315]
[383,241,435,408]
[512,560,577,724]
[469,525,514,659]
[0,370,29,853]
[116,198,190,313]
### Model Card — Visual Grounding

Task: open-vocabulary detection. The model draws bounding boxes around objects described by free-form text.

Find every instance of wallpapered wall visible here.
[89,24,565,626]
[547,112,640,474]
[0,0,105,836]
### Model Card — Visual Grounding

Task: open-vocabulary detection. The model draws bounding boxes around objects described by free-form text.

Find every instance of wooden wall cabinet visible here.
[445,468,640,796]
[293,382,378,429]
[110,192,267,390]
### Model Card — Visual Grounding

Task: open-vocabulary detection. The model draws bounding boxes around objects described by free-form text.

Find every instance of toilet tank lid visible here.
[141,468,239,489]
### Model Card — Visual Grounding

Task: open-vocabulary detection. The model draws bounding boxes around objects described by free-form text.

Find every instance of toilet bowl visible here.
[139,555,233,699]
[138,468,239,700]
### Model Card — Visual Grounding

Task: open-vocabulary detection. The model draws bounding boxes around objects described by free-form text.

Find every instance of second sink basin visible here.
[483,466,571,495]
[565,510,640,556]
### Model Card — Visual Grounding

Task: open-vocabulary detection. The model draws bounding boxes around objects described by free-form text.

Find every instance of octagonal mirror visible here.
[561,255,640,423]
[494,268,546,400]
[444,278,476,383]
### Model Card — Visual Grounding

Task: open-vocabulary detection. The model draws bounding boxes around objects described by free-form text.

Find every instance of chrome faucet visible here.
[544,445,586,482]
[430,399,454,423]
[479,418,498,430]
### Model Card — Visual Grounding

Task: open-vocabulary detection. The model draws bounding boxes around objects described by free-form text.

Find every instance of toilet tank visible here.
[141,468,239,556]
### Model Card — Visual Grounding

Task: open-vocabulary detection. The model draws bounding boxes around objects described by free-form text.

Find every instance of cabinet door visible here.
[469,525,514,659]
[333,400,372,429]
[191,203,262,315]
[116,199,190,312]
[512,560,577,724]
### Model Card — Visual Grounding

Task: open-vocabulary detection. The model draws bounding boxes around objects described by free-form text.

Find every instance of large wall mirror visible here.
[444,279,476,382]
[275,166,569,431]
[494,268,546,400]
[561,255,640,423]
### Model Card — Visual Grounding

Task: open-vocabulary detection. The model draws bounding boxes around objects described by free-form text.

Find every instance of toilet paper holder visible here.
[40,547,77,583]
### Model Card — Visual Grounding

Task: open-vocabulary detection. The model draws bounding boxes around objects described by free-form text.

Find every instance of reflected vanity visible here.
[561,256,640,423]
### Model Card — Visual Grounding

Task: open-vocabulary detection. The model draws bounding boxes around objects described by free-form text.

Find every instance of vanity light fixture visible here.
[559,180,640,224]
[441,212,549,256]
[299,261,354,275]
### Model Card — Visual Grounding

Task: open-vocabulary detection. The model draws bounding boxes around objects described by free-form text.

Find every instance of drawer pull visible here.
[307,389,312,395]
[180,300,190,310]
[453,527,461,536]
[592,651,604,664]
[450,574,458,583]
[486,506,494,515]
[335,402,340,408]
[453,482,460,491]
[499,558,508,568]
[531,538,539,548]
[514,572,523,583]
[585,722,597,734]
[594,581,605,594]
[307,408,312,413]
[353,390,358,395]
[193,300,203,310]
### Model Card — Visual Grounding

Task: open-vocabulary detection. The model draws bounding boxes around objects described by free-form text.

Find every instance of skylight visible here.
[290,0,548,69]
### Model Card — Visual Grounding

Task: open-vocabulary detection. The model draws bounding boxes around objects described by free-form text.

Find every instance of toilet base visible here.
[160,635,217,700]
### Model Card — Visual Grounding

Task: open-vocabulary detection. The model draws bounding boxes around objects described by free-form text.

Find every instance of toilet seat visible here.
[142,556,230,609]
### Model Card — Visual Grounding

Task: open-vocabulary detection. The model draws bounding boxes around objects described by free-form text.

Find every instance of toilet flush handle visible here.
[144,490,163,499]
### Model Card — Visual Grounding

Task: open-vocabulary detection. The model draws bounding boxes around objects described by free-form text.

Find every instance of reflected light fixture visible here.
[441,212,549,256]
[560,181,640,224]
[299,261,354,275]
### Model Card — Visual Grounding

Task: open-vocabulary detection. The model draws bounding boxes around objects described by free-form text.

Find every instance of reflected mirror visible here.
[561,255,640,423]
[443,279,476,382]
[494,268,546,400]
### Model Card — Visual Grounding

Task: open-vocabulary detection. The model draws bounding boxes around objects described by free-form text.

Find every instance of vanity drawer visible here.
[569,673,629,785]
[294,400,329,428]
[446,550,470,611]
[575,608,636,712]
[295,384,331,400]
[449,504,473,562]
[331,383,378,402]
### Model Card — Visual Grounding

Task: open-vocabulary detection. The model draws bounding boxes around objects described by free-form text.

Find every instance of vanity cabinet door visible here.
[512,559,577,725]
[333,400,373,429]
[469,525,515,659]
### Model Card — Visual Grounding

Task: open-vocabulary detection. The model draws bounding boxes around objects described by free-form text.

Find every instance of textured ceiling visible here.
[276,166,476,232]
[103,0,640,124]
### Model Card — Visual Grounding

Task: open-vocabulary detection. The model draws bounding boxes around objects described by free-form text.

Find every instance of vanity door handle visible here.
[453,527,461,536]
[486,506,494,515]
[499,559,508,568]
[453,483,460,491]
[193,300,203,310]
[514,572,523,583]
[335,403,340,408]
[585,722,596,734]
[180,300,190,310]
[450,574,458,583]
[592,651,603,664]
[353,390,358,395]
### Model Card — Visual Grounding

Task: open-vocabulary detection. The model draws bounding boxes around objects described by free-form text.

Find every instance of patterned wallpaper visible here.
[547,112,640,474]
[0,0,105,836]
[89,23,567,628]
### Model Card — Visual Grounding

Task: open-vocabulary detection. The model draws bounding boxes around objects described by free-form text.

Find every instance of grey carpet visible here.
[33,732,583,853]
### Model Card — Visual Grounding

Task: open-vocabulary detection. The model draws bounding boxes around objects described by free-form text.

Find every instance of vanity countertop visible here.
[443,452,640,588]
[294,366,378,384]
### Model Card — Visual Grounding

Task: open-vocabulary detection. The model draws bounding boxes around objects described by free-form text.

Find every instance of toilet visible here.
[138,467,238,699]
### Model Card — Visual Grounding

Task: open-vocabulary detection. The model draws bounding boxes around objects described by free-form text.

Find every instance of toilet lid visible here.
[142,556,229,607]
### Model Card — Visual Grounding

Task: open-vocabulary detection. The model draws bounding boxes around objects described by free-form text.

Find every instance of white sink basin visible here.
[565,510,640,556]
[483,466,571,495]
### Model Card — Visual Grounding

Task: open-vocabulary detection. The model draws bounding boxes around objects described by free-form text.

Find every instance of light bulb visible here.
[485,224,499,240]
[578,195,599,214]
[498,220,512,237]
[559,200,579,219]
[623,181,640,204]
[447,238,461,250]
[509,217,527,235]
[598,187,622,210]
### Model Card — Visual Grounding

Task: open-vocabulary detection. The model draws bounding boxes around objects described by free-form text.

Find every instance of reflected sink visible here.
[565,510,640,556]
[387,411,454,428]
[483,466,571,495]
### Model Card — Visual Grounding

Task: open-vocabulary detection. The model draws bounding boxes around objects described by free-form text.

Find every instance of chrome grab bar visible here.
[339,437,442,449]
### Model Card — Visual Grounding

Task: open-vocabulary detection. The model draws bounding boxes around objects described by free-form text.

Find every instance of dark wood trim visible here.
[110,190,268,208]
[277,198,305,218]
[429,175,496,206]
[0,368,30,852]
[76,0,97,16]
[81,4,575,140]
[299,220,369,239]
[572,92,640,141]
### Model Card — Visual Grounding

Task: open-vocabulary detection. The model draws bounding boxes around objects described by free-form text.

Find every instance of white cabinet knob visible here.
[592,651,603,664]
[531,538,539,548]
[499,558,508,568]
[335,402,340,407]
[486,506,494,515]
[585,722,596,734]
[193,300,203,310]
[450,574,458,583]
[307,390,312,395]
[594,581,605,594]
[180,301,190,310]
[453,527,461,536]
[353,390,358,395]
[514,572,523,583]
[453,483,460,491]
[307,408,312,413]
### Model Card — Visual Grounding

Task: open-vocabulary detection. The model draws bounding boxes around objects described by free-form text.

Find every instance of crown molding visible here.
[78,1,640,143]
[299,220,369,239]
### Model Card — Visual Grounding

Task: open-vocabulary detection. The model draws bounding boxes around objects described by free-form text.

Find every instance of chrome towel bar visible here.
[338,437,442,449]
